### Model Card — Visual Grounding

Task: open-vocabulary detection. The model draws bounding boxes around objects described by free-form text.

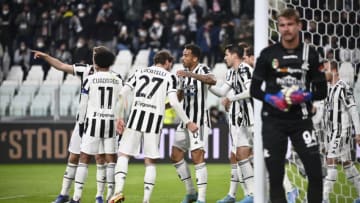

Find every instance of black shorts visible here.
[262,116,319,160]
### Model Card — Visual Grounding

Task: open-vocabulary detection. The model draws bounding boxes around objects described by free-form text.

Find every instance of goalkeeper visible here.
[249,8,327,203]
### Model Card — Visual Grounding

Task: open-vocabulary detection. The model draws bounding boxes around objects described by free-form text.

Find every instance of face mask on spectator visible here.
[76,42,84,48]
[139,30,147,37]
[20,45,26,51]
[160,6,167,12]
[153,22,160,28]
[2,10,9,15]
[37,42,44,48]
[78,11,86,17]
[171,26,178,33]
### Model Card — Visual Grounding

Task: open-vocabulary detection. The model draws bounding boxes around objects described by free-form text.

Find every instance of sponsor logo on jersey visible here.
[272,58,279,69]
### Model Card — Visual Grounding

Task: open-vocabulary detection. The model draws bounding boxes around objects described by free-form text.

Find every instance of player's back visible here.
[85,71,122,120]
[126,66,177,133]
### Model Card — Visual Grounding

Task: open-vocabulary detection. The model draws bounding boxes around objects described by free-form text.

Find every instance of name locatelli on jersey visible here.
[140,68,167,76]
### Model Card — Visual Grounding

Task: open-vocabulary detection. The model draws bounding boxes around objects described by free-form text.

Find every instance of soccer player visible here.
[209,44,254,203]
[110,50,198,203]
[170,44,216,203]
[250,8,327,203]
[32,48,116,203]
[68,46,121,203]
[322,61,360,203]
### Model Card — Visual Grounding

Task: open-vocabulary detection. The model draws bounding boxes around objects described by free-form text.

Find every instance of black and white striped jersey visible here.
[238,63,254,126]
[80,71,123,138]
[179,63,212,127]
[325,80,357,133]
[126,66,178,134]
[225,69,242,127]
[225,63,254,127]
[73,63,95,83]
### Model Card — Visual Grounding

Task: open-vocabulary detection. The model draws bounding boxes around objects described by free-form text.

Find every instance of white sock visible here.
[344,163,360,196]
[229,164,239,198]
[173,159,196,195]
[323,165,337,200]
[195,162,207,202]
[114,156,129,194]
[283,171,294,193]
[96,164,106,198]
[143,164,156,203]
[73,163,88,201]
[237,158,254,195]
[60,163,77,196]
[106,163,116,201]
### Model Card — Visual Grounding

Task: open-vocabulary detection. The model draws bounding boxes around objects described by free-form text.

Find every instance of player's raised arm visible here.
[32,50,74,74]
[177,70,216,85]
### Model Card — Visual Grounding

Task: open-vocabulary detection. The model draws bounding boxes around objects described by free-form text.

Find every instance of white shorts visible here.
[229,125,253,153]
[326,128,352,161]
[118,128,161,159]
[173,125,209,152]
[80,133,117,155]
[68,123,81,154]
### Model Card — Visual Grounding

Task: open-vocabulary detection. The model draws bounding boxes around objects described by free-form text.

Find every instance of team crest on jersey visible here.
[272,58,279,69]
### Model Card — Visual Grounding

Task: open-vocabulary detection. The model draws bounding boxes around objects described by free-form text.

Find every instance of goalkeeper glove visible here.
[78,123,84,137]
[283,86,312,105]
[264,91,289,112]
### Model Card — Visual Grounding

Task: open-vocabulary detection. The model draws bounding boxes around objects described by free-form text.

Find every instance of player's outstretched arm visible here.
[209,83,231,97]
[32,50,74,74]
[177,70,216,85]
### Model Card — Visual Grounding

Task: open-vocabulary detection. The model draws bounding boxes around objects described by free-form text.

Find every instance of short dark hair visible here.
[225,44,246,58]
[277,8,301,23]
[245,46,254,57]
[153,50,174,65]
[93,46,115,68]
[184,44,201,60]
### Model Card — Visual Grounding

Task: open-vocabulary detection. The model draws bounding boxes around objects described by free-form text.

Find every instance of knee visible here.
[170,147,183,163]
[68,153,80,164]
[95,154,106,164]
[191,149,205,164]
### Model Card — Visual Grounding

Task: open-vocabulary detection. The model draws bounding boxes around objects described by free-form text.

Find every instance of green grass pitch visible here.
[0,163,358,203]
[0,163,244,203]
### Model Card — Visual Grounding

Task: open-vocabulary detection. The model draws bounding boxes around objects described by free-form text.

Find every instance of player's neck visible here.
[233,60,241,70]
[188,63,198,71]
[96,67,109,72]
[281,36,300,49]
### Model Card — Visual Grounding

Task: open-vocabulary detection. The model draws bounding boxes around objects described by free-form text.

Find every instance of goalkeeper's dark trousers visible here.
[262,117,323,203]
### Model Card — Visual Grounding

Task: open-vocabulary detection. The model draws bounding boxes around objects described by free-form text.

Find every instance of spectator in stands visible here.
[13,41,31,80]
[15,4,36,47]
[182,0,204,43]
[95,1,116,52]
[72,37,92,64]
[148,17,165,49]
[116,24,132,52]
[76,3,94,40]
[30,37,50,77]
[0,2,14,66]
[55,42,72,65]
[169,16,187,62]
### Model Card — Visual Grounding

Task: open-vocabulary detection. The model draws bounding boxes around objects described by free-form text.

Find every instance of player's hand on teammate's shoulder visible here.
[116,119,125,134]
[177,70,188,77]
[186,122,198,133]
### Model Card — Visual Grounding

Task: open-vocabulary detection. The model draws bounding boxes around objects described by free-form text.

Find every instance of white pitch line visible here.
[0,195,27,200]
